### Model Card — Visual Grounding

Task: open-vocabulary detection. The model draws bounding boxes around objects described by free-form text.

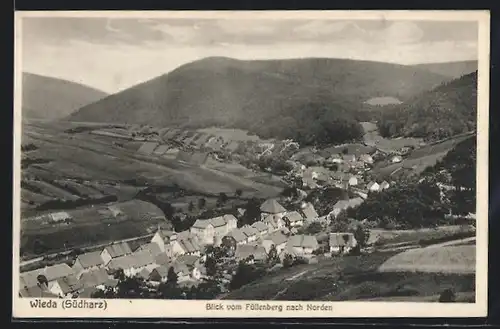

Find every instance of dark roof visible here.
[19,284,59,298]
[260,199,286,214]
[104,242,132,258]
[79,268,112,289]
[75,251,104,269]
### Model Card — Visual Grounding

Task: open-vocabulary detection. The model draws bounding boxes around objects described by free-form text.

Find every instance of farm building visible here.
[106,250,157,277]
[48,211,73,223]
[78,267,117,291]
[190,214,238,245]
[329,232,357,254]
[20,263,76,291]
[73,250,105,276]
[137,142,159,155]
[48,274,84,298]
[261,229,289,254]
[152,144,170,156]
[283,211,304,228]
[283,234,319,257]
[235,244,267,264]
[100,242,133,265]
[136,242,163,257]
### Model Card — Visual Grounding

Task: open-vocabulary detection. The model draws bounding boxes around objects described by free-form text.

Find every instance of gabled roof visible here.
[251,221,268,232]
[107,250,155,270]
[225,228,247,243]
[260,199,286,214]
[19,284,59,298]
[20,263,75,289]
[103,242,132,258]
[137,268,152,280]
[263,230,288,246]
[176,236,202,254]
[329,232,357,248]
[241,225,259,238]
[287,235,319,249]
[367,181,379,189]
[263,214,281,229]
[79,268,111,288]
[75,251,105,269]
[235,244,267,261]
[155,253,172,266]
[55,274,84,295]
[192,219,210,229]
[137,242,162,257]
[156,229,176,242]
[284,211,304,223]
[176,254,200,268]
[209,216,227,228]
[301,203,319,220]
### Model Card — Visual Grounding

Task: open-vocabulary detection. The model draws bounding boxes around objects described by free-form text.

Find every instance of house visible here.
[240,225,259,243]
[380,180,390,190]
[154,253,172,267]
[261,229,289,254]
[348,176,359,186]
[283,211,304,228]
[150,263,191,283]
[137,142,159,155]
[79,267,117,291]
[329,232,357,254]
[136,242,163,257]
[100,242,133,265]
[49,274,84,298]
[329,198,365,218]
[170,232,202,256]
[235,244,268,264]
[367,181,381,192]
[391,155,403,163]
[190,214,238,245]
[359,154,374,164]
[176,254,206,281]
[285,234,319,256]
[262,214,284,232]
[48,211,72,223]
[342,154,356,163]
[19,283,59,298]
[251,221,269,236]
[260,199,287,218]
[223,228,248,248]
[300,202,319,222]
[151,228,177,253]
[20,263,75,291]
[106,250,157,277]
[72,250,105,276]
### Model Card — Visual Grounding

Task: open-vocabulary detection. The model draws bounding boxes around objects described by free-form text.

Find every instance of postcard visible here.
[13,10,489,318]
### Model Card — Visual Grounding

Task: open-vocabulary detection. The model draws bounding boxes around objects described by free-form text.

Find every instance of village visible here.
[19,123,476,300]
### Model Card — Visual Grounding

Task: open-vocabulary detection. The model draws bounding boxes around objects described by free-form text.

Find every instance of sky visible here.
[20,17,479,94]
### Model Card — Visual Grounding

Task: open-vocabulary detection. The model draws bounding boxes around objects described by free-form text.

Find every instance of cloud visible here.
[373,21,424,44]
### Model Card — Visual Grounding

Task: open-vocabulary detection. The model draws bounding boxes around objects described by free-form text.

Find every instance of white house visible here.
[300,202,319,222]
[380,180,390,190]
[49,274,84,298]
[283,211,304,228]
[260,199,287,219]
[106,250,157,277]
[285,235,319,256]
[100,242,133,265]
[261,230,289,254]
[151,228,177,253]
[329,232,357,254]
[190,215,238,246]
[348,176,359,186]
[263,214,284,232]
[391,155,403,163]
[240,225,259,243]
[72,250,105,277]
[359,154,374,164]
[251,221,270,236]
[367,181,381,192]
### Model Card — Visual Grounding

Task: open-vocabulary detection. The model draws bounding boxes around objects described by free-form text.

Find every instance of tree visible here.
[167,266,178,285]
[305,222,323,234]
[205,256,218,277]
[439,288,456,302]
[198,198,207,209]
[353,224,370,249]
[229,261,265,290]
[240,198,261,227]
[267,245,280,266]
[282,254,294,268]
[217,193,228,206]
[235,189,243,197]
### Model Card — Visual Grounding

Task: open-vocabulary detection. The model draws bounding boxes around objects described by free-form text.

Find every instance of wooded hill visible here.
[68,57,452,146]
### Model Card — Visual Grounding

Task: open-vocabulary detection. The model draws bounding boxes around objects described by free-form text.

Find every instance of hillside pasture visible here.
[54,180,105,198]
[378,245,476,274]
[24,180,79,201]
[368,225,476,246]
[21,188,55,205]
[198,127,271,143]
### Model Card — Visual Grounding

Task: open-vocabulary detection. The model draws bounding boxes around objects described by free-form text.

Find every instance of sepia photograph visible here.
[13,10,489,318]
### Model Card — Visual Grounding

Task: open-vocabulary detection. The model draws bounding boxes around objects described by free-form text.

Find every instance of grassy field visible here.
[224,250,475,302]
[197,127,272,143]
[378,245,476,274]
[368,225,476,246]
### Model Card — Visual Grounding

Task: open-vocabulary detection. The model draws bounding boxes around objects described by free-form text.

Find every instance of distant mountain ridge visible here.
[22,72,108,120]
[413,60,478,79]
[67,57,454,145]
[377,71,477,141]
